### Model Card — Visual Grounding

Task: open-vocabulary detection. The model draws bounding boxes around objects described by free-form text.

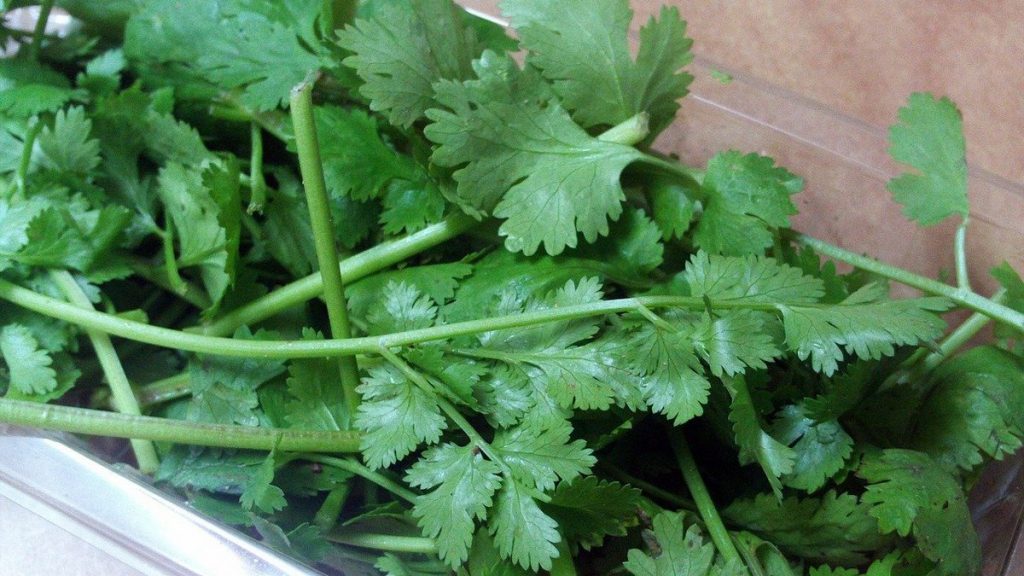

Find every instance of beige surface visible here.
[462,0,1024,293]
[0,495,144,576]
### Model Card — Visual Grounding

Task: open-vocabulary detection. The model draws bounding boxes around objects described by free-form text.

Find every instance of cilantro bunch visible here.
[1,1,1022,575]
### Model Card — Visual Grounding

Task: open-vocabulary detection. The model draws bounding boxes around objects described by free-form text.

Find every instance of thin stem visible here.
[669,429,742,566]
[247,122,267,214]
[15,119,44,201]
[129,259,211,309]
[0,277,793,359]
[28,0,55,60]
[199,213,477,336]
[303,454,418,504]
[160,221,189,297]
[0,399,361,452]
[137,373,191,407]
[794,233,1024,334]
[290,78,361,413]
[955,218,971,290]
[51,271,160,475]
[327,532,437,555]
[915,288,1007,373]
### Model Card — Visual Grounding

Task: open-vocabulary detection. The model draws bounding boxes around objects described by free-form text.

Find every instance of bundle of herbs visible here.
[1,0,1022,574]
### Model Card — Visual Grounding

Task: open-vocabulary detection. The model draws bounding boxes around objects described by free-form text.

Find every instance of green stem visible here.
[303,454,418,503]
[912,288,1007,373]
[0,399,360,452]
[15,119,44,200]
[598,112,650,146]
[137,372,192,407]
[327,532,437,555]
[28,0,55,60]
[160,221,189,297]
[550,540,579,576]
[0,278,793,359]
[313,484,351,530]
[290,78,361,414]
[955,218,971,290]
[129,258,211,310]
[51,271,160,474]
[794,233,1024,334]
[670,429,742,567]
[199,213,476,337]
[247,122,267,214]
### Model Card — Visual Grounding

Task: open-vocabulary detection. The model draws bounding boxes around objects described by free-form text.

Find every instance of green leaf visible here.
[725,376,795,498]
[36,107,101,176]
[503,0,693,135]
[887,93,968,226]
[573,208,664,278]
[426,52,643,255]
[338,0,478,127]
[628,321,710,425]
[684,251,824,305]
[405,443,502,567]
[692,151,802,256]
[492,418,595,492]
[780,285,950,376]
[0,198,47,271]
[693,310,781,377]
[187,328,285,425]
[0,324,57,395]
[355,364,446,469]
[465,530,532,576]
[281,342,348,431]
[857,449,980,576]
[379,179,447,235]
[125,0,325,110]
[262,171,318,277]
[0,60,76,118]
[156,447,265,494]
[649,175,698,241]
[771,405,853,492]
[487,479,561,572]
[910,346,1024,472]
[347,262,473,324]
[240,449,286,514]
[623,512,714,576]
[365,281,439,335]
[314,106,420,201]
[540,477,641,551]
[724,491,890,565]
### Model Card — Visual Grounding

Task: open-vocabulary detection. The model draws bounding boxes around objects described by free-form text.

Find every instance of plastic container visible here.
[3,3,1023,575]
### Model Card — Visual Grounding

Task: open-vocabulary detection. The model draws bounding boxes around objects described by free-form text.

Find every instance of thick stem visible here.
[51,271,160,474]
[670,429,743,567]
[327,532,437,555]
[15,119,44,201]
[314,484,351,530]
[598,112,650,146]
[199,213,476,337]
[160,221,189,297]
[247,122,267,214]
[955,218,971,290]
[28,0,55,60]
[0,399,361,452]
[290,79,361,414]
[303,454,418,504]
[794,233,1024,334]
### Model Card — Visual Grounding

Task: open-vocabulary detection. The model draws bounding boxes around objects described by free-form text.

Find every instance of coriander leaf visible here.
[504,0,693,135]
[540,477,641,551]
[426,52,643,256]
[649,175,699,241]
[628,321,710,425]
[338,0,478,127]
[355,364,446,469]
[15,208,93,271]
[282,351,348,432]
[125,0,325,110]
[725,375,795,498]
[262,183,319,276]
[365,281,438,335]
[693,151,802,256]
[143,110,213,167]
[0,324,57,395]
[724,491,889,565]
[693,310,781,377]
[156,447,265,494]
[405,443,502,567]
[910,346,1024,472]
[476,365,537,429]
[780,285,950,376]
[347,262,473,324]
[375,554,436,576]
[573,208,664,278]
[684,251,824,305]
[405,345,484,408]
[187,327,285,425]
[623,512,714,576]
[488,479,561,572]
[0,60,76,119]
[991,262,1024,340]
[379,179,447,235]
[465,530,532,576]
[770,405,853,492]
[35,107,101,176]
[887,93,968,226]
[240,449,286,514]
[314,106,420,201]
[858,449,980,576]
[492,418,595,492]
[0,198,47,271]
